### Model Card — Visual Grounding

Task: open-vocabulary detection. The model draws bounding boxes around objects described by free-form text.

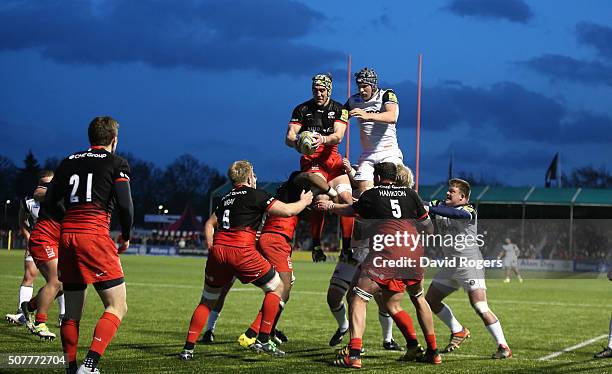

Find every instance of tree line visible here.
[0,151,226,229]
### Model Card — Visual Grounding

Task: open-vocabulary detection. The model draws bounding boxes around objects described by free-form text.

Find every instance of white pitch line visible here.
[538,335,608,361]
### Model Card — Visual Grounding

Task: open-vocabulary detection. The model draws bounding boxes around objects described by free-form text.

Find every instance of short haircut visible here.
[38,170,54,184]
[396,165,414,188]
[449,178,471,200]
[373,162,398,182]
[88,116,119,146]
[228,160,253,185]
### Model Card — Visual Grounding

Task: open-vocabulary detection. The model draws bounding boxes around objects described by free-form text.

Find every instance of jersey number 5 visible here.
[69,173,93,203]
[390,199,402,218]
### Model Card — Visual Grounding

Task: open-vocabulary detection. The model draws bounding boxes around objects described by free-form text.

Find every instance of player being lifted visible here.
[19,171,65,340]
[424,178,512,359]
[498,238,523,283]
[344,67,403,194]
[5,172,65,327]
[285,73,354,263]
[238,171,311,349]
[325,159,403,351]
[47,116,133,374]
[318,162,440,368]
[180,161,312,360]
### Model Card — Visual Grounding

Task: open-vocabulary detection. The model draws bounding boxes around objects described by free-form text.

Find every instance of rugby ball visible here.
[298,131,318,155]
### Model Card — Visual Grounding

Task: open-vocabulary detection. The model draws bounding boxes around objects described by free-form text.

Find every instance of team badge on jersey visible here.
[386,92,398,104]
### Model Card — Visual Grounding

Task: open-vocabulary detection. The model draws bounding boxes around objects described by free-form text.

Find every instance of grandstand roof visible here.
[210,182,612,207]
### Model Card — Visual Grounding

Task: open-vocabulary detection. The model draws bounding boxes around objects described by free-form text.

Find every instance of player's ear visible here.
[111,136,118,153]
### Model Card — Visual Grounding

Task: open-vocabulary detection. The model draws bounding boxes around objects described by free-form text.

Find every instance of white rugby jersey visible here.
[345,88,400,154]
[502,243,519,259]
[22,197,40,229]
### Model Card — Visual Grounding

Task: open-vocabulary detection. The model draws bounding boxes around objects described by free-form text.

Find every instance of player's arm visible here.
[316,200,355,216]
[18,201,30,242]
[350,91,399,124]
[428,205,472,219]
[114,180,134,247]
[285,123,302,151]
[204,213,217,249]
[267,190,313,217]
[413,192,434,234]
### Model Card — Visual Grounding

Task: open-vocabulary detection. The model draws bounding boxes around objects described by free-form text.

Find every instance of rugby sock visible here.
[248,310,263,336]
[310,211,325,245]
[185,303,210,347]
[35,313,47,325]
[436,303,464,334]
[349,338,362,358]
[205,310,220,333]
[60,319,79,371]
[19,285,33,309]
[89,312,121,360]
[378,312,394,342]
[56,293,65,315]
[331,302,349,332]
[608,318,612,349]
[391,310,418,346]
[257,293,281,343]
[271,301,285,334]
[485,320,508,347]
[340,216,354,248]
[425,334,437,351]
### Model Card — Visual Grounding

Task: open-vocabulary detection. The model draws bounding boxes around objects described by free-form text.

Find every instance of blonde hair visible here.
[228,160,253,185]
[449,178,471,200]
[396,164,414,188]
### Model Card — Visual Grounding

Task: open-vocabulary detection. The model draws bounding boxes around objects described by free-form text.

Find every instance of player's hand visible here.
[312,133,325,148]
[117,235,130,254]
[349,108,370,121]
[300,190,314,205]
[315,200,334,211]
[342,158,352,173]
[312,247,326,262]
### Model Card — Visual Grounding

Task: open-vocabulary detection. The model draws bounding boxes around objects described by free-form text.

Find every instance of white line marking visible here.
[538,335,608,361]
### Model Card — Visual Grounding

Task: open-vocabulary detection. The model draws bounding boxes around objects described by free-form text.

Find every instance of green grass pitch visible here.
[1,250,610,373]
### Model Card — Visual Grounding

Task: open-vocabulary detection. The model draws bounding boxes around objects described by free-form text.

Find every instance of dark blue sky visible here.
[1,0,611,186]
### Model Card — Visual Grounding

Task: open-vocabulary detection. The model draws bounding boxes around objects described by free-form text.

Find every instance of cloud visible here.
[446,0,532,24]
[518,54,612,87]
[576,22,612,60]
[0,0,344,75]
[390,80,612,146]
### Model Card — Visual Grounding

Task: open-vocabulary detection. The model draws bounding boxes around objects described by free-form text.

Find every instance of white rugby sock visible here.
[19,285,33,309]
[56,294,65,315]
[331,302,348,332]
[436,303,463,334]
[206,310,220,332]
[486,320,508,347]
[378,312,393,342]
[608,316,612,349]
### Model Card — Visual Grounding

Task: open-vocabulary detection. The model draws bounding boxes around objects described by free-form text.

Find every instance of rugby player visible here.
[424,179,512,359]
[285,74,353,263]
[593,267,612,359]
[180,161,312,360]
[326,159,403,351]
[498,238,523,283]
[47,116,133,374]
[344,67,403,194]
[19,171,65,340]
[5,171,65,327]
[318,162,440,368]
[238,171,310,348]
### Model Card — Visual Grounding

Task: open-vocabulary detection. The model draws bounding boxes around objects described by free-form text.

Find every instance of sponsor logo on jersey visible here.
[387,92,398,103]
[69,152,108,160]
[341,109,349,122]
[327,111,335,119]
